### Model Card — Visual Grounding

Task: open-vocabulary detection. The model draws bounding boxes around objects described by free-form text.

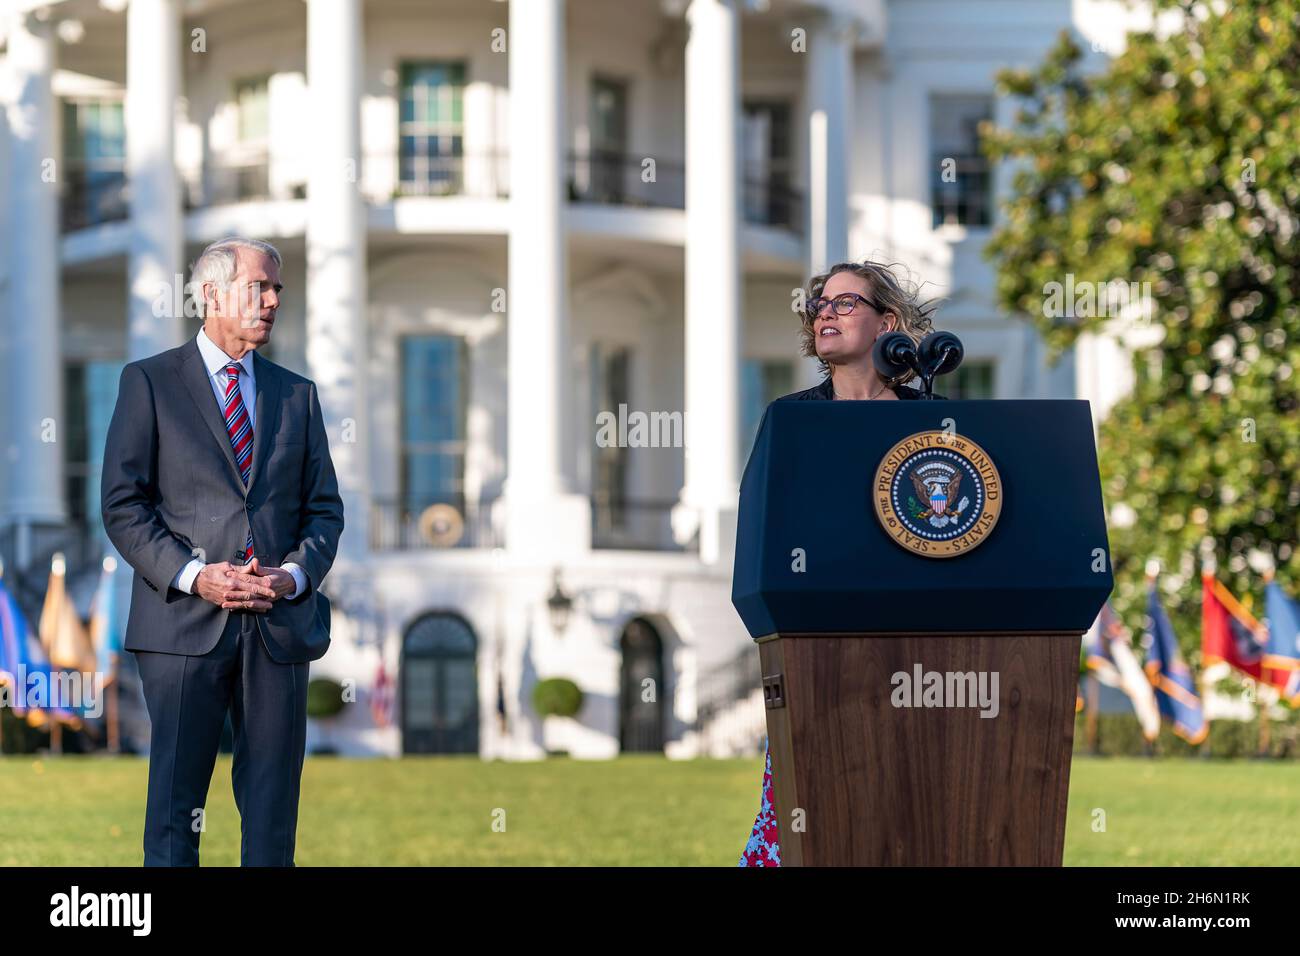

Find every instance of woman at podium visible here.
[739,259,942,866]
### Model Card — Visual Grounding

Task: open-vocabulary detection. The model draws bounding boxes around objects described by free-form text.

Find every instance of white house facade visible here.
[0,0,1136,758]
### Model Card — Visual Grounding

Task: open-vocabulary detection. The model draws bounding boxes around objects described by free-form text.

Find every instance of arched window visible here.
[401,612,479,754]
[619,617,665,753]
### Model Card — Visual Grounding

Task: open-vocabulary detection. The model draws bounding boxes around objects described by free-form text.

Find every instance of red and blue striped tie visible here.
[223,362,255,561]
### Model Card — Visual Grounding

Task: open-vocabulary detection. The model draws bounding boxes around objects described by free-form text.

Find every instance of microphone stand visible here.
[917,347,955,400]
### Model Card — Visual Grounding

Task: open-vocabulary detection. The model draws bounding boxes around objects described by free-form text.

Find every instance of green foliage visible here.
[1076,707,1300,759]
[984,1,1300,655]
[0,707,45,754]
[532,677,584,720]
[306,677,347,720]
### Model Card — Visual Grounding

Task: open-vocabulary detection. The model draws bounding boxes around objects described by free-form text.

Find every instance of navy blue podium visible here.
[732,399,1112,865]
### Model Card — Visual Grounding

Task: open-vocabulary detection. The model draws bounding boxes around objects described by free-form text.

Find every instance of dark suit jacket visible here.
[777,377,948,401]
[101,335,345,664]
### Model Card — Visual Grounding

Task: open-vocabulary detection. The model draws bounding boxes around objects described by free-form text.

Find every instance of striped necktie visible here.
[222,361,255,561]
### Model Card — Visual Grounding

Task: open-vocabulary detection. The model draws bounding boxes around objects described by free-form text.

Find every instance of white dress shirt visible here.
[170,327,307,600]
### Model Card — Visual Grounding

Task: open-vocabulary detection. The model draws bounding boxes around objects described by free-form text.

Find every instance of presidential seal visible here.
[872,430,1002,558]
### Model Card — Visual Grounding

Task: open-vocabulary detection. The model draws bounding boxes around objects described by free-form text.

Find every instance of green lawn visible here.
[0,755,1295,866]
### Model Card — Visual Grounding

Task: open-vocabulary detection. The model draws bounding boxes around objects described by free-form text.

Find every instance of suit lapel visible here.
[247,352,283,492]
[177,337,244,490]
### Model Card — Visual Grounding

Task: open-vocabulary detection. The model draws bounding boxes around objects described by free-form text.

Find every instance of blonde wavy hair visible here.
[798,259,941,385]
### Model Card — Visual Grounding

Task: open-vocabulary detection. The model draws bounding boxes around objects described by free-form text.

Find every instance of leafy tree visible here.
[983,0,1300,665]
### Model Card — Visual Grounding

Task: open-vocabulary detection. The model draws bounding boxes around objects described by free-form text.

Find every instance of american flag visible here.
[371,658,395,729]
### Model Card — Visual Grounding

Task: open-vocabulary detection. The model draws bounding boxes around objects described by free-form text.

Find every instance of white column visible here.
[0,56,8,546]
[306,0,368,561]
[126,0,183,361]
[503,0,589,558]
[676,0,741,566]
[796,11,856,391]
[806,12,855,275]
[2,11,65,562]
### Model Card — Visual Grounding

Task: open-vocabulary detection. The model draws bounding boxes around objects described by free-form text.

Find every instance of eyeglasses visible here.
[807,292,882,320]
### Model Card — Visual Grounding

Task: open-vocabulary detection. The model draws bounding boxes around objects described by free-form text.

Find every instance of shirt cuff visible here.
[174,558,206,595]
[282,563,308,600]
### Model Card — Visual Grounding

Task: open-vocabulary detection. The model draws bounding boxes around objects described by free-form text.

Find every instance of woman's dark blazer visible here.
[776,377,948,402]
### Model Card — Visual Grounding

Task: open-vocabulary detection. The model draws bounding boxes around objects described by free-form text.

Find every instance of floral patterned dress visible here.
[738,741,781,866]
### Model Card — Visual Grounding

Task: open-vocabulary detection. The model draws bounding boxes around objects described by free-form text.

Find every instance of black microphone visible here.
[918,331,964,378]
[873,331,920,381]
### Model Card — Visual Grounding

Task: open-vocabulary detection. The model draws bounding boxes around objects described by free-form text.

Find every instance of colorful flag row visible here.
[0,554,124,744]
[1086,571,1300,745]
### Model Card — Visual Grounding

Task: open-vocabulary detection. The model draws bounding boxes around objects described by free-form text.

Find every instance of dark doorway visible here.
[401,612,480,754]
[589,75,629,203]
[741,99,795,228]
[619,617,666,753]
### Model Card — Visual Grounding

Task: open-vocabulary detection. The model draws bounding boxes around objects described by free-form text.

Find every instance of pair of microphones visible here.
[872,330,964,399]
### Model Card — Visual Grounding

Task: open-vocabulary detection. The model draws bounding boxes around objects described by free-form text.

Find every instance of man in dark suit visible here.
[102,236,345,866]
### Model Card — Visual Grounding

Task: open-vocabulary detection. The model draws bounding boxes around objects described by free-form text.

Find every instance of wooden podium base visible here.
[758,632,1080,866]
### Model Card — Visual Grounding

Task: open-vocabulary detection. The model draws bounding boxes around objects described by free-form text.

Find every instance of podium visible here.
[731,400,1112,865]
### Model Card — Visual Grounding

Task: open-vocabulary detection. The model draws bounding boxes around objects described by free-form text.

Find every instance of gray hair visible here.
[190,236,282,318]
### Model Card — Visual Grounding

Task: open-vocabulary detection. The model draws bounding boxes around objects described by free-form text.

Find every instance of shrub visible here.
[306,677,347,720]
[532,678,584,720]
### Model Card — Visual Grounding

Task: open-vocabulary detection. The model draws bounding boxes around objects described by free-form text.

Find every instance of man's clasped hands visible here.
[194,557,297,612]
